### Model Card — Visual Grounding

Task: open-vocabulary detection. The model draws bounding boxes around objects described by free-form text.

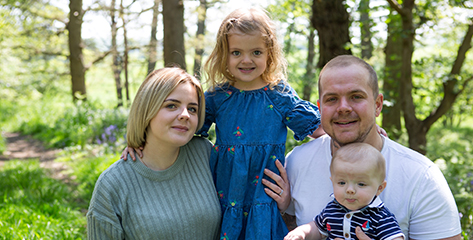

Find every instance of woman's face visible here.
[146,82,200,148]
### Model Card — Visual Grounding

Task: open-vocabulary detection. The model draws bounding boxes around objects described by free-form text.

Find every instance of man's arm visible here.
[346,227,462,240]
[282,214,297,231]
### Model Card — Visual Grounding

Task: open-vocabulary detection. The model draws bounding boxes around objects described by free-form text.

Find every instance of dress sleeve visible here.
[269,84,321,141]
[196,91,216,137]
[86,174,125,240]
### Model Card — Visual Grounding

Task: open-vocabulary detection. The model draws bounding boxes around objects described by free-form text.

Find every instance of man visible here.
[270,55,461,239]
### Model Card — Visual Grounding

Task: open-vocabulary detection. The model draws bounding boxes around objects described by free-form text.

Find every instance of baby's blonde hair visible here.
[330,143,386,183]
[204,8,287,90]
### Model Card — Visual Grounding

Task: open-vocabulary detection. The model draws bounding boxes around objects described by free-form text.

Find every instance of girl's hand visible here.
[377,124,388,137]
[309,126,326,139]
[263,159,291,213]
[121,146,143,161]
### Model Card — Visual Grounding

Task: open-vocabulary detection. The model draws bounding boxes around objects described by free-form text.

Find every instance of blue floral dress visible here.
[197,82,320,240]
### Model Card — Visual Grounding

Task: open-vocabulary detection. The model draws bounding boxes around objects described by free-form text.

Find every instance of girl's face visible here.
[146,82,199,149]
[227,29,268,90]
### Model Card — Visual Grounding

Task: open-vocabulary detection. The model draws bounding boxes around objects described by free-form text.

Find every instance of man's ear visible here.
[376,180,387,196]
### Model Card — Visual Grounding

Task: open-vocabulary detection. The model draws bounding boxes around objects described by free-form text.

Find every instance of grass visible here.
[0,149,118,239]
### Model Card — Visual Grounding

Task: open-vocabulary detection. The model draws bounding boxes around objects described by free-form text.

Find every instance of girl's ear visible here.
[376,180,387,196]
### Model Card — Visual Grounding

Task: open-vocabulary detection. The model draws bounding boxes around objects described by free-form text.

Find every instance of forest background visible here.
[1,0,473,238]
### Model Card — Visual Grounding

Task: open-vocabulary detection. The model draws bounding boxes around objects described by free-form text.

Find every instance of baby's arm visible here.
[284,221,324,240]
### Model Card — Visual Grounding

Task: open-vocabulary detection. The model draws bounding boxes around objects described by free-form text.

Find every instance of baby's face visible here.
[330,160,384,211]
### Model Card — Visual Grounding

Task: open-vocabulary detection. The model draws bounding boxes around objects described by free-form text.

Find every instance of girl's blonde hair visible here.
[126,67,205,148]
[204,8,287,90]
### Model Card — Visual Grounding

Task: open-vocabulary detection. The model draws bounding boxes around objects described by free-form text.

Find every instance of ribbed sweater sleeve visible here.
[87,137,221,240]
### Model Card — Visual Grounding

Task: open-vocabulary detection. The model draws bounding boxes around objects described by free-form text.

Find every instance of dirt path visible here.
[0,132,68,179]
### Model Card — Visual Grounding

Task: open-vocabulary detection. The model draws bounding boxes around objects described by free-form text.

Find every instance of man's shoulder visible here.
[382,136,434,167]
[288,134,331,157]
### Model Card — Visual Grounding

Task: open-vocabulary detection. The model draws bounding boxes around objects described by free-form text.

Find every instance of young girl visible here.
[199,8,321,239]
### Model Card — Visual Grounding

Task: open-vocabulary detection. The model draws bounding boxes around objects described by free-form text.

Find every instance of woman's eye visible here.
[231,51,240,56]
[165,104,176,109]
[188,107,198,113]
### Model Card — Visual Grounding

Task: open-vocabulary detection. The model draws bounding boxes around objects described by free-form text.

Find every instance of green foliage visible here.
[0,160,86,239]
[427,124,473,237]
[4,94,128,151]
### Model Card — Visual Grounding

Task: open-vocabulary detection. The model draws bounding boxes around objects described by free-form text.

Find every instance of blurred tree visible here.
[193,0,207,79]
[148,0,160,75]
[388,0,473,154]
[311,0,352,69]
[110,0,123,107]
[382,10,403,139]
[359,0,373,60]
[163,0,186,70]
[68,0,87,101]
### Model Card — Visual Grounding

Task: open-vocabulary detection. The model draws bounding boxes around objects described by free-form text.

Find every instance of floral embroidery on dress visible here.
[218,190,225,200]
[225,91,232,97]
[267,104,274,110]
[213,145,219,153]
[252,175,259,186]
[227,146,235,154]
[233,126,244,138]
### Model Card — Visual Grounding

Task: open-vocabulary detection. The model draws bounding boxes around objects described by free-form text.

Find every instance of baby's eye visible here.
[231,51,240,56]
[253,50,262,56]
[338,181,345,186]
[358,183,366,187]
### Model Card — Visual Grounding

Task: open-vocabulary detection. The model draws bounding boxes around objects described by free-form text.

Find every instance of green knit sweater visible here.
[87,137,221,239]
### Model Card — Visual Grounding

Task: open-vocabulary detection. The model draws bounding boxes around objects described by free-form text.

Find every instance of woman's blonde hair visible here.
[204,8,287,90]
[126,67,205,148]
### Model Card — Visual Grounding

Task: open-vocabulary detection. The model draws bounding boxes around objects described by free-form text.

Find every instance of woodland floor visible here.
[0,132,68,180]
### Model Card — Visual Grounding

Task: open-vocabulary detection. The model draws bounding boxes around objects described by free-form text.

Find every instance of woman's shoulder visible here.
[186,136,213,151]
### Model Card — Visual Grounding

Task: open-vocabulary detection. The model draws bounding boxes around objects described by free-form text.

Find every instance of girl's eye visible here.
[231,51,240,56]
[253,50,262,56]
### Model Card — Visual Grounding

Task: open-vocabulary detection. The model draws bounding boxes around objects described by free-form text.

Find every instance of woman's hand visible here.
[121,146,143,161]
[263,159,291,213]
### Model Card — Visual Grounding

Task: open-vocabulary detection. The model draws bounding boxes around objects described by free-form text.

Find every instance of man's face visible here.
[318,64,383,147]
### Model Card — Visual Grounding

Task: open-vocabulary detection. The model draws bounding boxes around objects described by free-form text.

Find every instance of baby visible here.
[285,142,404,240]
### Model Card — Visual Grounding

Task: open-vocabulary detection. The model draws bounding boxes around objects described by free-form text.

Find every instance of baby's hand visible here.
[284,229,305,240]
[121,147,143,161]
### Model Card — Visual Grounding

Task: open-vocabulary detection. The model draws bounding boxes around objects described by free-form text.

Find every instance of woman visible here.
[87,67,221,239]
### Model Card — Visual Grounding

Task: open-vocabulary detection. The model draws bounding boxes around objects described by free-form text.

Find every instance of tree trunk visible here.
[388,0,473,154]
[111,0,123,107]
[68,0,87,101]
[148,0,160,74]
[120,0,130,105]
[302,27,316,101]
[162,0,186,70]
[193,0,207,79]
[382,10,402,139]
[311,0,352,69]
[359,0,373,60]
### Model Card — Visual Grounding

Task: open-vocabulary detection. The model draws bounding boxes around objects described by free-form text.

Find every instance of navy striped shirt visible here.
[314,196,404,240]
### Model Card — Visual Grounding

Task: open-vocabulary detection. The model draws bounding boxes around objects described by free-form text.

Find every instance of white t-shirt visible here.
[286,134,462,239]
